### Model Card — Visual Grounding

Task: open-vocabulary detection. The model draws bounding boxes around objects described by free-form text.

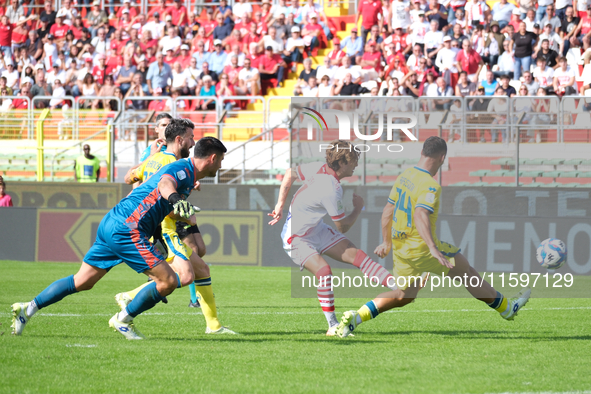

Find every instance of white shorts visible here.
[282,222,347,269]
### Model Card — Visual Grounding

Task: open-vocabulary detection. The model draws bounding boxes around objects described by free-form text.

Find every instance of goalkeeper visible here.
[118,119,236,335]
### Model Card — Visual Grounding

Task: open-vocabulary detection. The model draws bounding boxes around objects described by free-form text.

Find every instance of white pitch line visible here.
[1,306,590,318]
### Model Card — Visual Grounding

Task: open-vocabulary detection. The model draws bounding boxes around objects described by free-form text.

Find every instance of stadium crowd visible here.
[0,0,589,113]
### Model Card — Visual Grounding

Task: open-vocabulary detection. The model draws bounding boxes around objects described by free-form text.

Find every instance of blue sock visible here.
[34,275,78,309]
[189,282,197,303]
[125,281,165,318]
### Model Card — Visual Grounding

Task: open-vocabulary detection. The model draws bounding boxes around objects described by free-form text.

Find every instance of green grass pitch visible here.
[1,260,591,394]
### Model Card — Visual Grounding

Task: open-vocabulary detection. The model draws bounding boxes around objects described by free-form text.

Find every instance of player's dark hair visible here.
[164,118,193,142]
[194,136,227,158]
[156,113,172,122]
[422,136,447,158]
[326,140,360,171]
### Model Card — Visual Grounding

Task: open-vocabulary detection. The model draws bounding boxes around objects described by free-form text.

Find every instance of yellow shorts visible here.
[162,230,193,263]
[392,241,461,290]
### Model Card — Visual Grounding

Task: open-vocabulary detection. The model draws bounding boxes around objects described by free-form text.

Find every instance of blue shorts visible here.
[83,216,165,273]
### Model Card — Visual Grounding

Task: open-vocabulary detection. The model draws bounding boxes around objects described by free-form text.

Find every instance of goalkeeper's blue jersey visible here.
[107,158,196,237]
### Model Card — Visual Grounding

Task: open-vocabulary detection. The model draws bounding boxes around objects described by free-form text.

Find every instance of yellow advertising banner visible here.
[8,183,121,209]
[36,209,263,266]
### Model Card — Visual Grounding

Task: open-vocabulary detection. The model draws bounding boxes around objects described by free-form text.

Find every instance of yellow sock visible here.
[488,291,510,315]
[125,282,151,299]
[496,297,509,314]
[358,301,379,323]
[195,277,222,331]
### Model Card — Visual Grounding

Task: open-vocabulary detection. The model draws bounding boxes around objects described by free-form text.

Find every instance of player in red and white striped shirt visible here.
[268,141,398,336]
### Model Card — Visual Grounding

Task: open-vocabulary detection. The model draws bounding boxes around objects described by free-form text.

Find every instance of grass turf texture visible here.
[1,261,591,394]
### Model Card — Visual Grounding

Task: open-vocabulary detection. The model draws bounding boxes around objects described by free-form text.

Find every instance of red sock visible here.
[316,266,334,313]
[353,250,397,291]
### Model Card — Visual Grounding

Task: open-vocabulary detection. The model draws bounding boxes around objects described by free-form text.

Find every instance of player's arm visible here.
[414,207,453,269]
[374,201,395,258]
[159,176,196,224]
[268,167,298,225]
[333,193,364,234]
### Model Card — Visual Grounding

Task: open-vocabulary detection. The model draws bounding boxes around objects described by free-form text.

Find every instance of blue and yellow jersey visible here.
[136,151,177,183]
[139,143,168,162]
[388,166,442,260]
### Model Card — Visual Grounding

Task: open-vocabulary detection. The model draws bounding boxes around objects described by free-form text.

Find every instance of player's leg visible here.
[181,228,206,307]
[323,239,398,291]
[447,252,530,320]
[302,254,340,334]
[11,262,108,335]
[189,253,236,334]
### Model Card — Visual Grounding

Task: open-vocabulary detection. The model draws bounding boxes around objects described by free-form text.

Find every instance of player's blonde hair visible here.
[325,140,360,172]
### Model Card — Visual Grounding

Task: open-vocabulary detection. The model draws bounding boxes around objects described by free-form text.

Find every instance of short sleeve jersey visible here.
[388,166,442,259]
[139,143,168,162]
[284,162,345,243]
[109,158,196,236]
[136,150,177,182]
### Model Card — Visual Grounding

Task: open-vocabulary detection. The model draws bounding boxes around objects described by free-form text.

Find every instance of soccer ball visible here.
[536,238,567,270]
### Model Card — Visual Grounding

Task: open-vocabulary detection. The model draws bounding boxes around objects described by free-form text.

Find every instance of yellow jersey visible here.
[388,166,442,260]
[136,151,177,182]
[136,150,178,234]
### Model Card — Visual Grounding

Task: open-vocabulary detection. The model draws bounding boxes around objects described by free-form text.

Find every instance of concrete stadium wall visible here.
[1,184,590,274]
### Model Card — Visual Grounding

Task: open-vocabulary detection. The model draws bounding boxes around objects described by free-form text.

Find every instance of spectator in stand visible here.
[59,0,78,26]
[261,26,283,55]
[465,0,489,26]
[201,8,217,37]
[467,85,488,142]
[242,23,261,52]
[409,11,430,49]
[259,45,286,87]
[435,36,459,87]
[146,51,172,94]
[533,56,554,88]
[326,37,346,65]
[340,28,363,64]
[50,11,70,48]
[78,73,98,108]
[209,39,228,74]
[424,19,443,62]
[25,30,42,62]
[216,0,234,25]
[223,54,242,86]
[198,75,216,110]
[48,77,66,109]
[365,25,383,51]
[6,0,23,25]
[456,38,484,83]
[171,61,189,95]
[0,14,35,59]
[498,74,516,96]
[216,73,234,110]
[185,57,200,94]
[316,55,338,84]
[236,57,259,96]
[271,13,289,40]
[511,21,538,81]
[116,55,136,95]
[166,0,189,28]
[491,0,515,29]
[233,0,253,21]
[540,4,561,31]
[148,0,167,19]
[433,76,453,109]
[425,0,448,32]
[507,8,522,31]
[494,40,515,79]
[302,13,323,56]
[336,55,361,84]
[214,12,233,42]
[192,40,210,70]
[335,72,370,96]
[31,67,53,108]
[40,1,57,30]
[556,0,573,20]
[296,57,316,88]
[198,61,219,86]
[159,25,182,54]
[235,12,254,37]
[561,5,579,55]
[480,69,498,95]
[360,41,381,80]
[2,59,18,91]
[0,177,13,207]
[487,86,508,142]
[401,71,421,97]
[87,1,108,39]
[224,44,245,67]
[570,6,591,50]
[283,27,305,71]
[90,27,110,56]
[96,74,116,108]
[522,71,539,93]
[123,72,145,107]
[534,36,560,68]
[553,56,577,95]
[92,53,108,85]
[357,0,383,49]
[455,70,476,96]
[389,0,411,34]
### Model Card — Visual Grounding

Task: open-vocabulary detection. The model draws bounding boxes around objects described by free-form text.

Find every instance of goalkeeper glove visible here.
[168,193,195,219]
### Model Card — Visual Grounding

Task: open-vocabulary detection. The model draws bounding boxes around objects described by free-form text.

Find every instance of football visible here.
[536,238,567,270]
